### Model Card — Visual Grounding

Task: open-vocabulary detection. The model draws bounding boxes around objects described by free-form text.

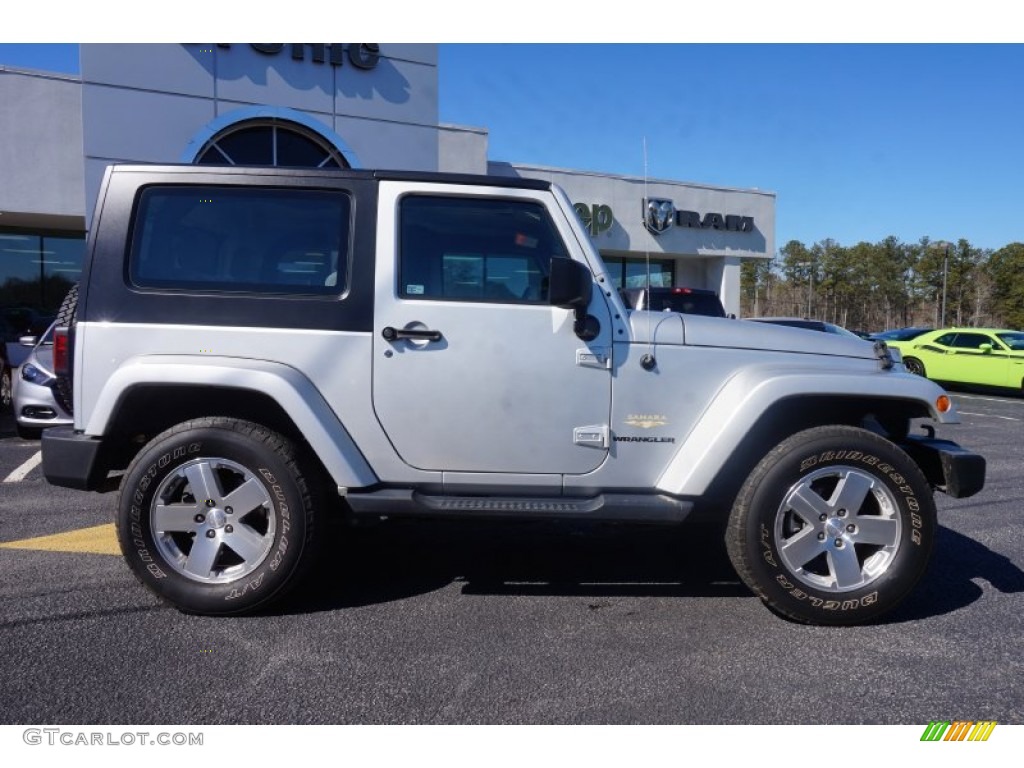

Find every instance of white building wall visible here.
[79,44,442,222]
[0,68,85,230]
[438,123,489,174]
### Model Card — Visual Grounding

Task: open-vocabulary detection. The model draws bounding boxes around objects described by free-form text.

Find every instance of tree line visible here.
[740,237,1024,332]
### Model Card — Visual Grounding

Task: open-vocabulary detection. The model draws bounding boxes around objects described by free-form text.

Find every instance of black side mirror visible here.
[548,257,593,310]
[548,258,599,341]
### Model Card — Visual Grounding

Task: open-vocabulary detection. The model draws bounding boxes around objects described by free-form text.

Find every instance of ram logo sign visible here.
[643,198,675,235]
[642,198,755,236]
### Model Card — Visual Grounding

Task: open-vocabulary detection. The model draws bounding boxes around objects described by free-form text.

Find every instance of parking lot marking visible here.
[959,411,1021,421]
[2,450,43,483]
[954,394,1024,405]
[0,523,121,555]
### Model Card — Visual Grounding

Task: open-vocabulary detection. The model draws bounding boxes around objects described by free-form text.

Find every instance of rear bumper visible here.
[899,434,986,499]
[41,427,106,491]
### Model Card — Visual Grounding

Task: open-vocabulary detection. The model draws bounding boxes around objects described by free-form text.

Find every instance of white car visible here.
[11,322,73,439]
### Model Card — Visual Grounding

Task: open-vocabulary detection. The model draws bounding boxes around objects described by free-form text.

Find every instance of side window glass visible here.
[933,333,957,347]
[951,334,988,349]
[130,186,350,295]
[997,333,1024,350]
[399,196,567,303]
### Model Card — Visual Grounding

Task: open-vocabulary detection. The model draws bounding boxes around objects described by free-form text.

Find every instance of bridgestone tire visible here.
[116,417,319,615]
[53,283,78,415]
[904,357,926,378]
[726,425,936,626]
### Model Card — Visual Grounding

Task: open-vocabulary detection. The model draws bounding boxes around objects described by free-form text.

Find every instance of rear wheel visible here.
[904,357,926,377]
[117,417,320,615]
[726,425,936,625]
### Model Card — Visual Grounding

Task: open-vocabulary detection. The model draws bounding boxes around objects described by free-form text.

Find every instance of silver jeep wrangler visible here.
[42,165,985,624]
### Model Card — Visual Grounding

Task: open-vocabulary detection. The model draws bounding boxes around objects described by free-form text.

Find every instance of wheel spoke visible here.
[853,516,899,547]
[184,536,221,578]
[184,461,221,505]
[780,527,826,569]
[150,454,278,585]
[225,524,268,563]
[222,478,269,515]
[830,471,874,515]
[787,485,831,524]
[828,546,863,590]
[153,501,204,533]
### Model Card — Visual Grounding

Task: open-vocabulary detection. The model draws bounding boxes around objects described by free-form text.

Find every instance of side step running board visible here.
[345,489,692,523]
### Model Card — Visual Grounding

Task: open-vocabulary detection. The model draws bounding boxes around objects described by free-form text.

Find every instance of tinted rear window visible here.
[130,186,351,295]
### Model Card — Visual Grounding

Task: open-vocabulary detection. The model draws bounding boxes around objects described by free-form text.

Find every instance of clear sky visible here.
[2,41,1022,252]
[439,44,1024,252]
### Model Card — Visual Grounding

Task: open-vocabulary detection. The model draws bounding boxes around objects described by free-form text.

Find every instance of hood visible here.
[628,312,878,359]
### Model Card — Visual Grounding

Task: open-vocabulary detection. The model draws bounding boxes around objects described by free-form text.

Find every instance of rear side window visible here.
[399,196,567,303]
[130,186,351,295]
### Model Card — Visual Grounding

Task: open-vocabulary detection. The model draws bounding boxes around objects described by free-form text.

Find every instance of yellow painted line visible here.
[0,523,121,556]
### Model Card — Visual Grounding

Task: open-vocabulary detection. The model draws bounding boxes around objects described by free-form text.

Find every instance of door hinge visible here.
[574,424,609,448]
[577,347,611,369]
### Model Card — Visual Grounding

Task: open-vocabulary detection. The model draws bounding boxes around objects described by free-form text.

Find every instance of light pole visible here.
[932,241,951,327]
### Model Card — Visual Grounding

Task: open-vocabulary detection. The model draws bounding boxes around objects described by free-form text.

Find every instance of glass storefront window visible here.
[0,231,85,319]
[43,235,85,307]
[603,256,675,289]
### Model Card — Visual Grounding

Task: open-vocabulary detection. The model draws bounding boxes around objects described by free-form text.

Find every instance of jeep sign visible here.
[573,203,614,237]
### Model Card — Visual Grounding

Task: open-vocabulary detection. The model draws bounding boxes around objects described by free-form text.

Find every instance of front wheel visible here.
[116,417,320,615]
[726,425,936,625]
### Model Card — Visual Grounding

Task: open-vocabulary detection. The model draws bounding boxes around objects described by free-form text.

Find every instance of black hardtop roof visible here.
[108,163,552,191]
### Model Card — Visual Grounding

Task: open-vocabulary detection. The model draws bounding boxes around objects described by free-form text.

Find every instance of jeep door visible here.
[372,182,612,475]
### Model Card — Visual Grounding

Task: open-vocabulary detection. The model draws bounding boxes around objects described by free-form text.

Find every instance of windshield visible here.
[825,323,862,339]
[875,327,931,341]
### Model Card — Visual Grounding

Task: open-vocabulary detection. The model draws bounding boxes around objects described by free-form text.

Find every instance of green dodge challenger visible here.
[888,328,1024,391]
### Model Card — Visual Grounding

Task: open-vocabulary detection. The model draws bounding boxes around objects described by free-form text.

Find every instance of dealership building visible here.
[0,44,774,318]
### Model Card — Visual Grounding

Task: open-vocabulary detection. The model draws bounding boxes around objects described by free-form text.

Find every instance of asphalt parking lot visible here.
[1,392,1021,725]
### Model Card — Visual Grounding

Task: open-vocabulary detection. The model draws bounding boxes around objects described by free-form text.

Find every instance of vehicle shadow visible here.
[276,518,1022,622]
[274,519,749,615]
[884,524,1024,623]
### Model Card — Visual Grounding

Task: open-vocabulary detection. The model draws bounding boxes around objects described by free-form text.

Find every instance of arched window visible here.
[194,119,348,169]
